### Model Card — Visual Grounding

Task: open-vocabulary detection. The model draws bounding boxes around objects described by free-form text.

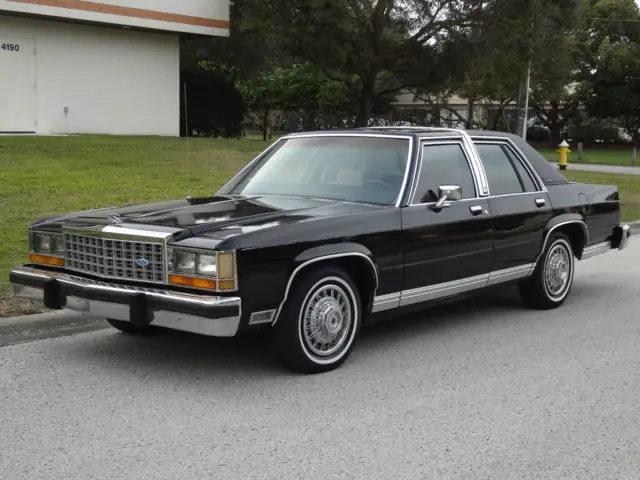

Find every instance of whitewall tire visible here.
[273,265,362,374]
[519,232,575,310]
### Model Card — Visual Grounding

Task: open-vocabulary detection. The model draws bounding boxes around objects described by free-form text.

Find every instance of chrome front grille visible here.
[64,232,166,284]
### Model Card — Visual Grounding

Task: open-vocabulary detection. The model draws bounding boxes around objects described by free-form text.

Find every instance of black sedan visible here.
[10,127,631,373]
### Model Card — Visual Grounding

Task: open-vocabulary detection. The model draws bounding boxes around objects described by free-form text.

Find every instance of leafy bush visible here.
[568,118,625,144]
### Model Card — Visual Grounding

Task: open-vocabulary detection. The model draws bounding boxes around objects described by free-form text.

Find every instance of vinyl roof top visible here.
[286,127,525,139]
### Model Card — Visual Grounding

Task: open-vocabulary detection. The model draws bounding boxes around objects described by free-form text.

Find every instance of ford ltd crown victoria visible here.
[10,127,631,373]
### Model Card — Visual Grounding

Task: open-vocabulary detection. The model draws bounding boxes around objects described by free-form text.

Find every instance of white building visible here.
[0,0,229,136]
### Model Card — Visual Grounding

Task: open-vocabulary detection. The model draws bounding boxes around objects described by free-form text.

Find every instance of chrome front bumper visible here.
[10,266,241,337]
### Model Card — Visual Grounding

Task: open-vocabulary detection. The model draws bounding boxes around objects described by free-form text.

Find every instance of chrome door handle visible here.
[469,205,483,215]
[535,198,546,207]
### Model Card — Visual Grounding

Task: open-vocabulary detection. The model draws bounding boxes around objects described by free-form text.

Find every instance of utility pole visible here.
[516,1,535,139]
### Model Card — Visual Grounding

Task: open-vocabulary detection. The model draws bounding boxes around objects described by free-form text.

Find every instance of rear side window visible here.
[503,146,538,192]
[412,143,476,203]
[475,143,537,196]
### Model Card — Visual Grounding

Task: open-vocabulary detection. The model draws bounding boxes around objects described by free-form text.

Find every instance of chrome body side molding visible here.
[371,263,536,313]
[371,292,401,312]
[399,272,489,307]
[581,242,612,260]
[488,263,536,285]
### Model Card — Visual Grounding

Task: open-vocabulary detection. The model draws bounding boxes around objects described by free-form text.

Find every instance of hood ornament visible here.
[109,214,123,226]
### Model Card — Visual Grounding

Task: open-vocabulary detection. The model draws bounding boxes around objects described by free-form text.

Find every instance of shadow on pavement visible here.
[52,280,617,379]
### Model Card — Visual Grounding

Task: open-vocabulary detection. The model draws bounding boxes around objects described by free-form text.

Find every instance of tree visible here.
[525,0,586,141]
[581,0,640,143]
[237,64,362,139]
[180,63,245,138]
[409,0,584,133]
[240,0,486,127]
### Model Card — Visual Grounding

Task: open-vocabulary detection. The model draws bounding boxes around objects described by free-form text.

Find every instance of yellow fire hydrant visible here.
[557,140,570,170]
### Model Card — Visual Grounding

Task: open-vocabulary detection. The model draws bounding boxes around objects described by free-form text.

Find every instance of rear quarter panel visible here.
[546,182,620,246]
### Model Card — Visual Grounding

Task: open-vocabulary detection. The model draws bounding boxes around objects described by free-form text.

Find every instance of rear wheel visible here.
[106,319,155,335]
[272,265,362,374]
[519,232,575,309]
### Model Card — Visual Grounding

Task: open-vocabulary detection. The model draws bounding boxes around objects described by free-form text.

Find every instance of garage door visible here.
[0,37,36,133]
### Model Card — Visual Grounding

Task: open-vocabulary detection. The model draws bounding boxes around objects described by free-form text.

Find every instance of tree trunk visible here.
[262,109,270,142]
[355,77,376,128]
[466,98,475,129]
[355,96,374,127]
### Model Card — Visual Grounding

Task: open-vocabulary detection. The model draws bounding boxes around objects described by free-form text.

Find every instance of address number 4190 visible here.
[1,43,21,52]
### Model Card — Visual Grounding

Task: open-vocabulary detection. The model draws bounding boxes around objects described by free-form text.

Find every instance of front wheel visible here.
[272,265,362,374]
[519,232,575,310]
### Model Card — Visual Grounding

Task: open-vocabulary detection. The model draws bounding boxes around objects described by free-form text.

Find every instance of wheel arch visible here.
[271,244,379,327]
[540,215,589,260]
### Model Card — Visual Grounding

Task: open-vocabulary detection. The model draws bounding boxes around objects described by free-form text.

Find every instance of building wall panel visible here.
[0,16,180,136]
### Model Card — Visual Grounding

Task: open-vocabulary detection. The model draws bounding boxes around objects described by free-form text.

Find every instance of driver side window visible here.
[412,143,477,204]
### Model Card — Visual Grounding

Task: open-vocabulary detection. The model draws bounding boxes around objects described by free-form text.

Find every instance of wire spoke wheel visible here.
[274,266,362,374]
[301,284,353,358]
[543,240,573,300]
[519,233,576,310]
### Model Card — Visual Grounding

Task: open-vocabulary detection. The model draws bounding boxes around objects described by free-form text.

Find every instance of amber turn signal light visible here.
[29,253,64,267]
[168,274,217,290]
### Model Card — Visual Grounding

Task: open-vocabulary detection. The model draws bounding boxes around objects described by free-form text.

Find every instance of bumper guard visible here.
[10,266,241,337]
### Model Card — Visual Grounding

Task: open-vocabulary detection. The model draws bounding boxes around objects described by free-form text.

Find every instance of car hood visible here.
[32,194,380,241]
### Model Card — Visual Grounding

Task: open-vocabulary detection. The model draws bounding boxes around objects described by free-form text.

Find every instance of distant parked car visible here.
[10,127,631,373]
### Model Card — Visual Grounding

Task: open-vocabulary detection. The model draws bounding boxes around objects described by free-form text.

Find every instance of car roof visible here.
[285,127,532,140]
[285,127,463,138]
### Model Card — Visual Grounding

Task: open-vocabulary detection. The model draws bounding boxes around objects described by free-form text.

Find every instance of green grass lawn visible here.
[0,135,268,316]
[1,135,639,316]
[563,170,640,222]
[538,147,640,166]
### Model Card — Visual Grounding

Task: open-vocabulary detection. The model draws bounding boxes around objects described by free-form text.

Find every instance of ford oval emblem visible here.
[135,258,150,267]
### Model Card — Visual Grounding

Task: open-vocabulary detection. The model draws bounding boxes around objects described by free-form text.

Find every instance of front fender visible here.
[294,242,375,265]
[269,243,380,326]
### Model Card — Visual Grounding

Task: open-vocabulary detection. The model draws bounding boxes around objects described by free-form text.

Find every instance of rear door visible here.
[400,139,494,307]
[473,139,554,282]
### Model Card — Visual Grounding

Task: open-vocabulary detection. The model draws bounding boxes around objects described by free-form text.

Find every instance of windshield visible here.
[227,136,411,205]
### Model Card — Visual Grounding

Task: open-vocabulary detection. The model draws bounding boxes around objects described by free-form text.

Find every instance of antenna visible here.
[184,81,192,202]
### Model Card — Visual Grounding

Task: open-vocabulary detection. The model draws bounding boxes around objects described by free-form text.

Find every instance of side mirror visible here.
[433,185,462,209]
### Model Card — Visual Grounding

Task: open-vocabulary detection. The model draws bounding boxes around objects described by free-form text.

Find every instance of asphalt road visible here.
[1,243,640,480]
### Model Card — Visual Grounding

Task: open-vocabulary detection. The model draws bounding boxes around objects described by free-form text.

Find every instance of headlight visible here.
[168,249,237,291]
[33,234,51,253]
[197,254,217,275]
[52,236,65,254]
[29,231,65,267]
[173,251,196,273]
[31,231,64,255]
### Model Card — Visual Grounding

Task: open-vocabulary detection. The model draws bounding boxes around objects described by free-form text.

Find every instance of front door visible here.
[401,141,494,307]
[473,141,554,283]
[0,37,36,133]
